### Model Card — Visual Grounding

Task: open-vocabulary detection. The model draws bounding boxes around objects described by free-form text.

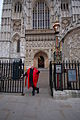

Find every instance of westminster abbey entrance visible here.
[34,51,48,68]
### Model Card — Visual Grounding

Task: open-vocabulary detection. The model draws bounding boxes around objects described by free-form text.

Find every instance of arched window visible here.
[33,1,50,29]
[61,1,69,11]
[14,2,22,13]
[17,39,20,53]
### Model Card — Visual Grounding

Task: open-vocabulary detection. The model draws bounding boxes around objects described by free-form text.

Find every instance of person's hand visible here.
[37,71,40,74]
[20,75,23,79]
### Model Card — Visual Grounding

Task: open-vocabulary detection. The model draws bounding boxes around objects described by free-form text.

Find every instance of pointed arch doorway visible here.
[34,51,48,68]
[34,51,49,89]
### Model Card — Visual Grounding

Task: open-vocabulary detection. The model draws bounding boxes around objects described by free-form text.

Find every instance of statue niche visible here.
[13,20,21,32]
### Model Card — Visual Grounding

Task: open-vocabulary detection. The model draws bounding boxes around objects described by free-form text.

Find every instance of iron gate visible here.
[0,61,24,95]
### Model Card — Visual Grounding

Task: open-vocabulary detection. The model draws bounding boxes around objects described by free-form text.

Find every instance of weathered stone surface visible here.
[0,93,80,120]
[0,0,80,66]
[63,27,80,61]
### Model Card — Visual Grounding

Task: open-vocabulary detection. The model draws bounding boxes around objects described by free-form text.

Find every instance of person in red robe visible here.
[23,66,40,96]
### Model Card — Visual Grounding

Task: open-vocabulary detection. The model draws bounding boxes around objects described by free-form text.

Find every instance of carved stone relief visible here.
[26,41,54,48]
[62,18,70,29]
[13,20,21,32]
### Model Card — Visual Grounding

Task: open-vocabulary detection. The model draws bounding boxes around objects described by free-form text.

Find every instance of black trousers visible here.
[32,86,38,93]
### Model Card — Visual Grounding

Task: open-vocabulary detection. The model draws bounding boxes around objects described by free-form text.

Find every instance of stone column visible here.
[20,37,26,62]
[49,49,51,62]
[31,49,34,66]
[20,13,26,62]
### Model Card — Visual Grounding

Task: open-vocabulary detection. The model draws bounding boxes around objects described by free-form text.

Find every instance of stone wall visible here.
[63,27,80,61]
[0,42,10,59]
[25,41,54,68]
[0,0,80,64]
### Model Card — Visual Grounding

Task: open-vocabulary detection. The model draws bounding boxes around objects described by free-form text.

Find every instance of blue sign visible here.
[68,69,77,82]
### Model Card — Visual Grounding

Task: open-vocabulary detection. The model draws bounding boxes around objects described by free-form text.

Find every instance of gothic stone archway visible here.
[34,51,48,68]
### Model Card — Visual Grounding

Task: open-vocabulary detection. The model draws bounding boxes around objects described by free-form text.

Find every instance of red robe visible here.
[25,67,39,89]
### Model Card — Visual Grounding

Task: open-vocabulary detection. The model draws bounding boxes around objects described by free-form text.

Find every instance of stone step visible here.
[38,69,49,88]
[24,87,51,98]
[53,89,80,99]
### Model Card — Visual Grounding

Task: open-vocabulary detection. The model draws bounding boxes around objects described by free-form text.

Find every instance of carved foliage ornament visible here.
[62,18,70,28]
[26,41,54,48]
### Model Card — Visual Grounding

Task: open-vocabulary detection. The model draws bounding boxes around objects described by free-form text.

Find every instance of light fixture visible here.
[53,22,60,34]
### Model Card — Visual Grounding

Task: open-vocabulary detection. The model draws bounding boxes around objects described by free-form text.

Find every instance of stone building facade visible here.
[0,0,80,68]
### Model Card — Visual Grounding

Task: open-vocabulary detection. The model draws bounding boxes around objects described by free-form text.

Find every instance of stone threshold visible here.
[53,89,80,99]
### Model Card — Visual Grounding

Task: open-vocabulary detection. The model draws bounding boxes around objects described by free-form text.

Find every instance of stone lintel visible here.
[25,29,54,35]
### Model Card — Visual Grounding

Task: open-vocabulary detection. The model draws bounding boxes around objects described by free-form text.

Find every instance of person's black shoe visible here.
[37,88,39,94]
[32,91,35,96]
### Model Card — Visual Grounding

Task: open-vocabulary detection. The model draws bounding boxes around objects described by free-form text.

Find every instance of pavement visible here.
[0,88,80,120]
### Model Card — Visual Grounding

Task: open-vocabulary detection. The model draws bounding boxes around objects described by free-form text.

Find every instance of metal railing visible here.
[61,61,80,90]
[49,61,53,97]
[0,61,24,95]
[49,61,80,91]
